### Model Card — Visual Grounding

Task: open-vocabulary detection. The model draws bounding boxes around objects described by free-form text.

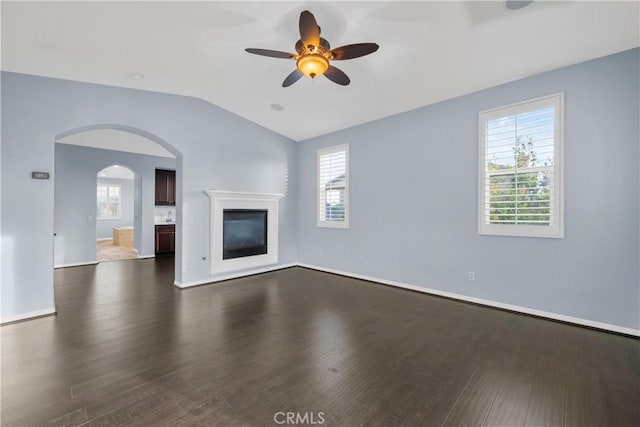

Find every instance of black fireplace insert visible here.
[222,209,268,260]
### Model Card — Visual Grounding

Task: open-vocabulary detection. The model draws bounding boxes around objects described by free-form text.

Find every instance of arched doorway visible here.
[95,164,139,262]
[53,124,182,282]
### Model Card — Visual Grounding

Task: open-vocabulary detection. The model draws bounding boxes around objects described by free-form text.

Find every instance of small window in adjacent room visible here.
[478,93,564,238]
[318,144,349,228]
[97,184,122,220]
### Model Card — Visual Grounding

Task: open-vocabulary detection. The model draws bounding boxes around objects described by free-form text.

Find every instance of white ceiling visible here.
[98,164,135,180]
[57,129,176,158]
[2,1,638,142]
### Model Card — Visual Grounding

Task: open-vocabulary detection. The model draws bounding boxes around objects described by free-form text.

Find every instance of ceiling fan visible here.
[245,10,379,87]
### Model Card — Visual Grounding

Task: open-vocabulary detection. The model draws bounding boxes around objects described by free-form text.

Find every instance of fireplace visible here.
[206,190,283,274]
[223,209,268,260]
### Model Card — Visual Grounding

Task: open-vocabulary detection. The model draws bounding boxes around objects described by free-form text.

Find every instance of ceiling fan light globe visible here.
[296,54,329,79]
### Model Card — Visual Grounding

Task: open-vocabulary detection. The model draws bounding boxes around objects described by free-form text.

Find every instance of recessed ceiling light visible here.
[270,103,285,111]
[505,0,533,10]
[127,72,144,80]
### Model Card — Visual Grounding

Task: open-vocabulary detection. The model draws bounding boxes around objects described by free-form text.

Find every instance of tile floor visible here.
[96,239,138,262]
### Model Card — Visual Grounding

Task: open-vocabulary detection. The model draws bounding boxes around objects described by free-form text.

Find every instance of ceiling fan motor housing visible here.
[295,38,331,56]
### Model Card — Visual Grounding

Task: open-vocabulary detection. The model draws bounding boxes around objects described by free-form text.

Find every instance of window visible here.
[478,93,564,238]
[318,144,349,228]
[97,184,122,220]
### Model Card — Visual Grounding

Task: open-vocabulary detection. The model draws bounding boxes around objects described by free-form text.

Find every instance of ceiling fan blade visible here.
[245,48,295,59]
[329,43,379,60]
[282,69,304,87]
[299,10,320,48]
[324,65,350,86]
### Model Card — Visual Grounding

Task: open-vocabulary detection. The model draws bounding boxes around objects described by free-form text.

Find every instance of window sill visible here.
[317,221,350,229]
[478,225,564,239]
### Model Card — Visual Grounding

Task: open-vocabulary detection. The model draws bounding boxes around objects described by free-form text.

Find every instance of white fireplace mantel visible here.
[205,190,283,275]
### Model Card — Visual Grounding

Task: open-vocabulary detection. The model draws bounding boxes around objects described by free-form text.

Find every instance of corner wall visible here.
[1,72,297,321]
[296,48,640,331]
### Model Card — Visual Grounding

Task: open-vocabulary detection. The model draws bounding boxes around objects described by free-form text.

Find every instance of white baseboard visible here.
[47,258,639,336]
[1,307,56,325]
[96,237,112,242]
[297,263,640,337]
[174,263,297,289]
[54,261,98,269]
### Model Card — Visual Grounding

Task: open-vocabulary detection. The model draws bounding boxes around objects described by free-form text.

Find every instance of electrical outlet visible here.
[319,249,323,257]
[360,256,365,263]
[468,271,476,281]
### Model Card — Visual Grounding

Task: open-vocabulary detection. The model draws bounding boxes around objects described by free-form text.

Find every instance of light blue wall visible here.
[96,177,135,239]
[2,50,637,330]
[54,143,176,265]
[1,72,297,320]
[297,48,640,331]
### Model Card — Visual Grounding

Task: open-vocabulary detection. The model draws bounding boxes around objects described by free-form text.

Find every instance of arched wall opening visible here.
[53,124,183,283]
[96,164,139,262]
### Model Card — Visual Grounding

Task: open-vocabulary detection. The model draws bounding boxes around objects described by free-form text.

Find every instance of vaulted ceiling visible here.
[2,1,638,141]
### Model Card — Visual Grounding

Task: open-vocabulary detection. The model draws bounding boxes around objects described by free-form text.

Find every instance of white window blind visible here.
[478,93,563,238]
[317,144,349,228]
[97,184,122,220]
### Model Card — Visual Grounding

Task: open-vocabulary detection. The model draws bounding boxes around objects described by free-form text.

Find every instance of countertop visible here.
[155,221,176,226]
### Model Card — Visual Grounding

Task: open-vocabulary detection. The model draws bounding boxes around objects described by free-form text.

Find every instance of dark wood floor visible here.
[1,258,638,426]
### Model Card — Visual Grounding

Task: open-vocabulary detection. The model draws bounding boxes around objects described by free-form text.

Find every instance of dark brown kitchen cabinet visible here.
[155,169,176,206]
[155,224,175,255]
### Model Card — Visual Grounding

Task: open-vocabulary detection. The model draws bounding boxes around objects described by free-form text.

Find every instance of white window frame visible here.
[317,144,349,228]
[478,93,564,238]
[97,184,122,220]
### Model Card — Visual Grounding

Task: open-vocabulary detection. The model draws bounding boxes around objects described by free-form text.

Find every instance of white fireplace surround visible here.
[206,190,283,275]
